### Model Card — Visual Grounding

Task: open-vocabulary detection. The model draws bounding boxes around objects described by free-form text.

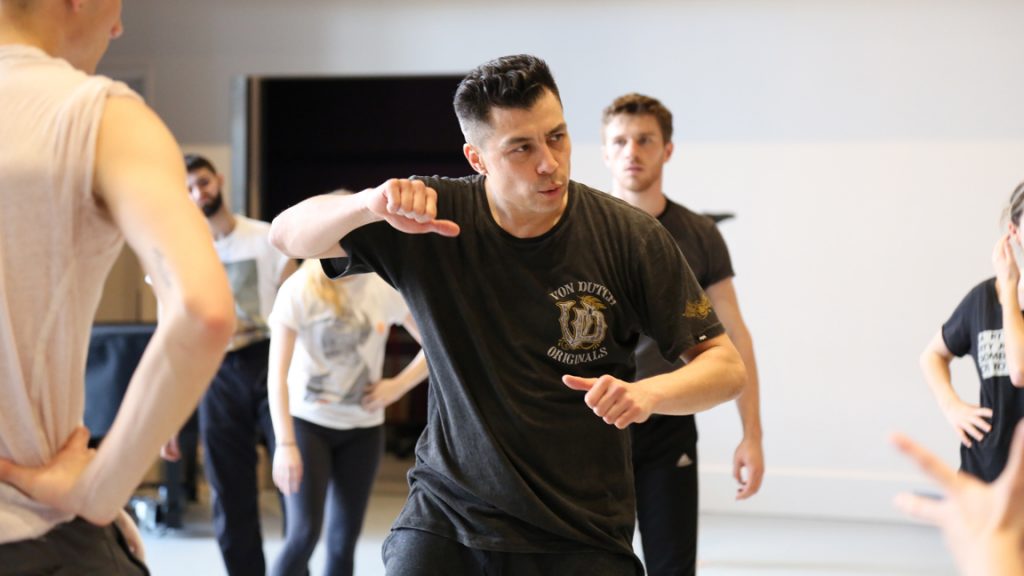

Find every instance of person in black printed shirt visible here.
[269,54,746,575]
[920,181,1024,483]
[601,93,764,576]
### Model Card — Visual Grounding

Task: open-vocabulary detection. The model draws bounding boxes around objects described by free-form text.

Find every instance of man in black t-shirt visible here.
[270,55,746,575]
[602,93,765,576]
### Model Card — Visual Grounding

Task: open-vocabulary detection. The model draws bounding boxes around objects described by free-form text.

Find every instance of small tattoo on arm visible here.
[152,248,173,288]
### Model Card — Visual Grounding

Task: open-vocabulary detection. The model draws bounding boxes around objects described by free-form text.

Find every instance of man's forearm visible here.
[730,326,762,438]
[269,189,378,258]
[638,337,745,416]
[74,309,232,523]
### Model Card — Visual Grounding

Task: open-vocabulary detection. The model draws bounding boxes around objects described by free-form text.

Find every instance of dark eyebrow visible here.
[501,123,569,149]
[547,123,568,137]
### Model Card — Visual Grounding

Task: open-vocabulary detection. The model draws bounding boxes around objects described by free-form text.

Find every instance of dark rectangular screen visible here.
[243,75,468,221]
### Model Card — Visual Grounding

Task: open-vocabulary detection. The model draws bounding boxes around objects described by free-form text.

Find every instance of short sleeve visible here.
[636,225,725,363]
[941,284,982,358]
[702,222,735,287]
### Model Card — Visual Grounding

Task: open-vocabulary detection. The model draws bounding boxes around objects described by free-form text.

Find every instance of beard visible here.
[201,191,224,218]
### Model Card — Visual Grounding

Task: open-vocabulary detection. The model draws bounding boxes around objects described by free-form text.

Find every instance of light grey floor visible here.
[138,459,956,576]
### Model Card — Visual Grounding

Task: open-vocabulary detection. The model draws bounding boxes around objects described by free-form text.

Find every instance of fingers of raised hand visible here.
[893,491,945,526]
[892,433,958,489]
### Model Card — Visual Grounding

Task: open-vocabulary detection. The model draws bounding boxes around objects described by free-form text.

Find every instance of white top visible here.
[0,45,139,543]
[214,215,291,351]
[269,267,409,429]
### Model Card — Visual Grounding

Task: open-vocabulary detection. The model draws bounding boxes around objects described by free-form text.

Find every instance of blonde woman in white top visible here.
[268,259,427,576]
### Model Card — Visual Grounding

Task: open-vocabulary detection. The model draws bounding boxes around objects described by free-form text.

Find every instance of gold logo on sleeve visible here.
[683,294,712,320]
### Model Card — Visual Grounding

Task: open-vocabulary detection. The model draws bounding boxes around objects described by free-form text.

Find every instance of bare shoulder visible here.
[94,95,184,208]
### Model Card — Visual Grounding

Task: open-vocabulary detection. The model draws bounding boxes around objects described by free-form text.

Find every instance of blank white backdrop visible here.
[102,0,1024,521]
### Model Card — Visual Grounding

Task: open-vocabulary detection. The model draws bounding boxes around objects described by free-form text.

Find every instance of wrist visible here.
[1000,290,1019,309]
[742,427,763,442]
[358,187,386,224]
[959,530,1024,576]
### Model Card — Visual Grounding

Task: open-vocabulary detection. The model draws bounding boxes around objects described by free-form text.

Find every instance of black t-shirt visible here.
[322,175,723,558]
[942,277,1024,482]
[632,199,735,462]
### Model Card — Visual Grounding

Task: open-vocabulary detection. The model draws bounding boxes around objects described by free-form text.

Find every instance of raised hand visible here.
[893,422,1024,576]
[366,179,460,237]
[562,374,656,429]
[993,232,1021,301]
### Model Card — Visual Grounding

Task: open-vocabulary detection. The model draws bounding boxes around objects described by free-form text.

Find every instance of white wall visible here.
[102,0,1024,521]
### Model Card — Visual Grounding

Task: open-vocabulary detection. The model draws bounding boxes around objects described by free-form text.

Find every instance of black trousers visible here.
[634,445,699,576]
[198,339,278,576]
[0,517,149,576]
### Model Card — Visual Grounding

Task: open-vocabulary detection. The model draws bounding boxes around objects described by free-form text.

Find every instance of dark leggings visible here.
[271,419,383,576]
[634,445,699,576]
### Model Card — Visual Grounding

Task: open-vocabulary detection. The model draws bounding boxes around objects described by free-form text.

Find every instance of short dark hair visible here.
[1009,181,1024,227]
[453,54,561,143]
[602,93,674,143]
[184,154,218,174]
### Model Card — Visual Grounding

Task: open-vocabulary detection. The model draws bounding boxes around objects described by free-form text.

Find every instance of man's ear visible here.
[463,143,487,175]
[663,141,675,163]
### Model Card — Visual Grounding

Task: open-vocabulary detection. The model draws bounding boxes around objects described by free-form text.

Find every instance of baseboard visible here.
[698,465,931,523]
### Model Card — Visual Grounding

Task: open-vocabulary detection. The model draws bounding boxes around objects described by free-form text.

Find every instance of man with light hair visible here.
[0,1,234,572]
[602,92,765,576]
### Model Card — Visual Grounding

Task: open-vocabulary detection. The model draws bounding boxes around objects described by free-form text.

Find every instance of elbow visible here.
[268,218,298,258]
[168,291,235,354]
[726,353,747,401]
[185,296,235,350]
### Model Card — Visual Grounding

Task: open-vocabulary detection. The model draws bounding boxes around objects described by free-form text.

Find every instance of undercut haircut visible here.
[602,93,674,143]
[453,54,561,144]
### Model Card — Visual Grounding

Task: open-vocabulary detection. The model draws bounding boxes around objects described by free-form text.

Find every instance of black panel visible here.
[254,75,468,221]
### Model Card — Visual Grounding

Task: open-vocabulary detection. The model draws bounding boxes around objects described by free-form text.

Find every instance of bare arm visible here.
[638,333,746,415]
[269,179,460,259]
[0,97,236,524]
[268,321,302,494]
[362,315,430,411]
[563,333,745,428]
[921,331,992,448]
[994,233,1024,386]
[706,278,764,498]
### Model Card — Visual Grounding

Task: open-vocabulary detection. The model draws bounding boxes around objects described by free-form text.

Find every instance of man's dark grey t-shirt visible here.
[323,175,723,558]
